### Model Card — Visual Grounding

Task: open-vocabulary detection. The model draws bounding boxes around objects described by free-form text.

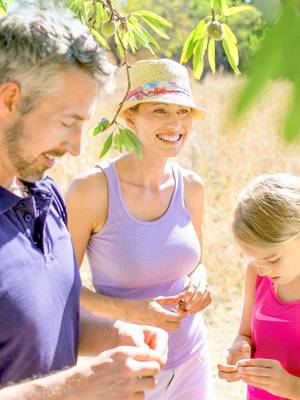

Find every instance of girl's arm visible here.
[66,171,184,332]
[218,262,256,381]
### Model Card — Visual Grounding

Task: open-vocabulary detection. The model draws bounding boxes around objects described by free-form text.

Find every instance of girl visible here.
[218,173,300,400]
[66,58,214,399]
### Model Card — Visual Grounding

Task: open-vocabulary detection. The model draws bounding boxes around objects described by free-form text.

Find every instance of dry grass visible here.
[49,68,300,399]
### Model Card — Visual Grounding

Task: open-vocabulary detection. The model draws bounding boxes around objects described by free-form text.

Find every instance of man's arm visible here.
[0,345,162,400]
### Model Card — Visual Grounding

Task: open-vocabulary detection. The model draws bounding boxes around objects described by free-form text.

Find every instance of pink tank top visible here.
[249,276,300,399]
[86,157,207,369]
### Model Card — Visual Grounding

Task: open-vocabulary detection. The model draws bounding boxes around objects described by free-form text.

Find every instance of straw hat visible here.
[118,59,207,119]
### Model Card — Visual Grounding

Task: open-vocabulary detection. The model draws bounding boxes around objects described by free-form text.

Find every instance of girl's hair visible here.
[233,173,300,248]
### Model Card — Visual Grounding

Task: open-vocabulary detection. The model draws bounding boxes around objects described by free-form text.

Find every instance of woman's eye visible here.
[178,109,190,114]
[154,109,166,114]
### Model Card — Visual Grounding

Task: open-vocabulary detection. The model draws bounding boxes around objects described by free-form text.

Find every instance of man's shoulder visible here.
[38,176,67,224]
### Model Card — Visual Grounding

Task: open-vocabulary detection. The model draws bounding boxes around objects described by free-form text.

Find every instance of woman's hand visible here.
[237,358,300,399]
[218,340,252,382]
[126,296,187,333]
[178,264,212,314]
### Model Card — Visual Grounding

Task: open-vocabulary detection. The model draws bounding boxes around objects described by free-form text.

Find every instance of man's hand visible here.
[114,321,168,365]
[66,346,162,400]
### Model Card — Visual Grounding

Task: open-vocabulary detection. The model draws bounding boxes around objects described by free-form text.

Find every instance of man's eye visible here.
[154,109,166,114]
[268,259,280,264]
[61,122,74,128]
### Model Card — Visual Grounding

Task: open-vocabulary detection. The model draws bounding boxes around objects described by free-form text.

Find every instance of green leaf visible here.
[91,29,110,49]
[213,0,222,12]
[208,38,216,74]
[224,5,254,16]
[193,33,208,80]
[0,0,7,13]
[133,10,172,28]
[92,118,110,136]
[130,23,155,55]
[194,19,207,40]
[210,0,215,8]
[222,38,240,74]
[234,2,294,119]
[99,133,113,159]
[180,27,198,64]
[181,19,206,64]
[222,23,237,44]
[123,128,143,158]
[139,15,170,39]
[113,131,123,153]
[222,24,239,74]
[115,31,126,59]
[127,30,138,53]
[220,0,229,14]
[138,25,160,49]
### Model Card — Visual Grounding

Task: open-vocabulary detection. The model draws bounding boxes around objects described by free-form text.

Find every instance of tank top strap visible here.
[170,162,186,212]
[95,158,125,223]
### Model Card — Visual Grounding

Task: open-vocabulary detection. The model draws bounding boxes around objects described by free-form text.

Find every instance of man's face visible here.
[4,68,98,181]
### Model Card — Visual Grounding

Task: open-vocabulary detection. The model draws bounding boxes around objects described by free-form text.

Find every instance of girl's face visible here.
[124,102,193,158]
[238,235,300,285]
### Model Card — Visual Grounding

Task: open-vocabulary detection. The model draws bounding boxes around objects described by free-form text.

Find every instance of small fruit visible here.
[101,20,116,38]
[207,21,224,41]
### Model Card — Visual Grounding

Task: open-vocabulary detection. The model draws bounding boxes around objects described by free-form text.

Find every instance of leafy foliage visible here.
[234,0,300,141]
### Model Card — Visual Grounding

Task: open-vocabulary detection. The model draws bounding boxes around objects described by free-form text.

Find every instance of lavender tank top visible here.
[86,157,207,369]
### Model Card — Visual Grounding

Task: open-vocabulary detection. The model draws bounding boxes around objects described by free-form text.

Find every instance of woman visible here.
[66,58,213,399]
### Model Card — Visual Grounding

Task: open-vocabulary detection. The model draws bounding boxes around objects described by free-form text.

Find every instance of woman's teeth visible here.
[157,134,181,142]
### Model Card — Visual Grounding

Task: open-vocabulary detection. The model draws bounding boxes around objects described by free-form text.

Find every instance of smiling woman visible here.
[66,58,214,400]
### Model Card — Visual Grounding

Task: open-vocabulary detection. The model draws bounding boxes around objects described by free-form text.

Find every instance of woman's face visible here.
[238,235,300,285]
[125,102,193,158]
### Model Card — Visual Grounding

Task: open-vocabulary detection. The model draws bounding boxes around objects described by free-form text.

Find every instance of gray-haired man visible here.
[0,5,167,399]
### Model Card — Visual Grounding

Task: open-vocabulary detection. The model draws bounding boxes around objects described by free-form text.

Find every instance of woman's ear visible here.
[123,109,136,129]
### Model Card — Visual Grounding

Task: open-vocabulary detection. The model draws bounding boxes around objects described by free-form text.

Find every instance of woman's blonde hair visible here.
[233,173,300,248]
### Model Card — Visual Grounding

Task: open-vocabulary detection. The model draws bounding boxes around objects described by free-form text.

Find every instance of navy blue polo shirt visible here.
[0,176,81,385]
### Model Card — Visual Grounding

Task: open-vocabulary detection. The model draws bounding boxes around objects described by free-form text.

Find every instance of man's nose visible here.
[64,128,82,157]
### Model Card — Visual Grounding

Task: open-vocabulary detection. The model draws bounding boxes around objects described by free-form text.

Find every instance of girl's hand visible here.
[179,270,212,314]
[127,296,187,333]
[237,358,300,398]
[218,341,252,382]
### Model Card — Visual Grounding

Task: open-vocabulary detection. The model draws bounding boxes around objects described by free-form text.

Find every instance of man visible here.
[0,4,168,399]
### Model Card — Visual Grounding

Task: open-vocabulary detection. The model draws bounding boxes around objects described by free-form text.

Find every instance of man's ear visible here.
[123,109,136,130]
[0,82,21,118]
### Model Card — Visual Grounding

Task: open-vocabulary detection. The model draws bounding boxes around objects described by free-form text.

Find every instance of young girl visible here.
[66,59,214,399]
[218,173,300,400]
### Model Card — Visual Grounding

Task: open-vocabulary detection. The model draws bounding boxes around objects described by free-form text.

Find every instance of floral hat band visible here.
[126,80,191,101]
[118,58,207,119]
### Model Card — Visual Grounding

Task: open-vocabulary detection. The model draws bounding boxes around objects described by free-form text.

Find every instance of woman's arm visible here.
[179,168,211,312]
[66,171,184,332]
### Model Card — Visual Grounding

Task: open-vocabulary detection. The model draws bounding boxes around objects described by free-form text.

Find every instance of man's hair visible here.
[0,3,110,111]
[233,173,300,248]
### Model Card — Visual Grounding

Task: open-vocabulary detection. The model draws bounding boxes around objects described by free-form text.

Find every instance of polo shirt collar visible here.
[0,178,53,215]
